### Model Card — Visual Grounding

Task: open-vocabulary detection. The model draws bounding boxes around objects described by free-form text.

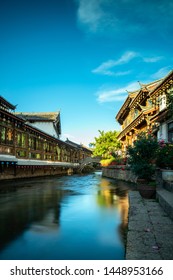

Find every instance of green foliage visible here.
[100,158,114,167]
[100,156,127,167]
[127,132,159,181]
[90,130,121,159]
[156,141,173,169]
[100,155,127,166]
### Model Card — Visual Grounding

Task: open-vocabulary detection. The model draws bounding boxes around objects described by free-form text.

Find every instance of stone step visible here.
[156,189,173,221]
[163,180,173,192]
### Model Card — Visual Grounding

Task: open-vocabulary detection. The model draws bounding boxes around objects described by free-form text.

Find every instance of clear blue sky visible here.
[0,0,173,146]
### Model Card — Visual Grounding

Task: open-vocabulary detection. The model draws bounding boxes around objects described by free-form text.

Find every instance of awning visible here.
[0,154,18,162]
[17,159,79,167]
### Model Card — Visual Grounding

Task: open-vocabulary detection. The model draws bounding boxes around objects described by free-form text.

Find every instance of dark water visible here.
[0,172,130,260]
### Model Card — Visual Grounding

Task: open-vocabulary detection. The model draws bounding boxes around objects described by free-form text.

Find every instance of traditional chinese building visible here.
[65,138,92,161]
[0,96,92,180]
[150,71,173,143]
[15,112,61,138]
[116,70,173,152]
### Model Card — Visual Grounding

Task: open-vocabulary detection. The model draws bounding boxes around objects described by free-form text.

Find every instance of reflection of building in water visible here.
[30,208,60,234]
[97,178,128,208]
[0,184,64,250]
[96,178,129,244]
[117,196,129,242]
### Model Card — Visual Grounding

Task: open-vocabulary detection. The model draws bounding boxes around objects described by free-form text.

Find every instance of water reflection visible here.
[96,177,129,244]
[0,180,63,250]
[0,173,131,260]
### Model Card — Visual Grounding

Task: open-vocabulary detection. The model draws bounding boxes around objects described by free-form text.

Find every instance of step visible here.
[156,189,173,221]
[163,180,173,192]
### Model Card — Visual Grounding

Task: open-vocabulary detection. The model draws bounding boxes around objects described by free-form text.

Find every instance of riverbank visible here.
[126,191,173,260]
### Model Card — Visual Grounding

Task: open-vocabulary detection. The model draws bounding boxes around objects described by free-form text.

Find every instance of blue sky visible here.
[0,0,173,146]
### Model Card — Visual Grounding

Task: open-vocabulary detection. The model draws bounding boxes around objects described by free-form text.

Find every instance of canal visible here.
[0,172,130,260]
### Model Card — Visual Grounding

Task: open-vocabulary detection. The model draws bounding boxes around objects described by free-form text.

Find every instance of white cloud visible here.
[151,66,172,79]
[75,0,173,37]
[114,51,139,65]
[97,81,140,103]
[95,66,172,104]
[143,56,163,63]
[92,51,138,76]
[92,51,163,77]
[94,69,131,77]
[76,0,105,32]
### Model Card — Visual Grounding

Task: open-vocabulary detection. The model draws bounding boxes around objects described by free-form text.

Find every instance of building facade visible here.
[116,70,173,152]
[0,96,92,180]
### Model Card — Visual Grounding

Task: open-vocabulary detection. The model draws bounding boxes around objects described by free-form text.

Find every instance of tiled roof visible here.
[116,78,164,121]
[15,112,60,121]
[65,139,82,148]
[65,139,92,152]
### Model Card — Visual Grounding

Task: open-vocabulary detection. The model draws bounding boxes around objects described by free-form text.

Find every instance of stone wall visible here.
[102,165,137,183]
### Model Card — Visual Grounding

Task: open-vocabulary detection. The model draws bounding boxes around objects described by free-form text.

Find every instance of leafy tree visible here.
[90,130,121,159]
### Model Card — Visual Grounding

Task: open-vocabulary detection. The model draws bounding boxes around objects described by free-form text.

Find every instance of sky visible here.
[0,0,173,146]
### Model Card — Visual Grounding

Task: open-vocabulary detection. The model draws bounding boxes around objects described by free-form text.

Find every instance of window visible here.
[17,132,26,147]
[159,94,167,111]
[0,126,6,144]
[6,128,13,145]
[17,150,27,157]
[55,146,61,161]
[29,136,36,150]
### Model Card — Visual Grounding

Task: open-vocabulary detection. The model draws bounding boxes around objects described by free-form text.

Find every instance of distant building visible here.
[65,138,92,161]
[15,112,61,138]
[116,70,173,152]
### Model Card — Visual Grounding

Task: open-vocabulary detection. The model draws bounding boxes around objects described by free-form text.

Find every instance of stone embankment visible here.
[102,165,137,183]
[102,165,173,259]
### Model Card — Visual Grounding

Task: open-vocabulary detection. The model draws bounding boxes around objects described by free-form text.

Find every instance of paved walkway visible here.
[126,191,173,260]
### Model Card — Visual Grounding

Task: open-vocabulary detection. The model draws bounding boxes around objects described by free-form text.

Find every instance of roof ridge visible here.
[15,112,59,115]
[140,78,164,88]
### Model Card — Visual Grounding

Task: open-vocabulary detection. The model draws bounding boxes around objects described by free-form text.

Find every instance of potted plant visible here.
[127,132,159,198]
[156,141,173,181]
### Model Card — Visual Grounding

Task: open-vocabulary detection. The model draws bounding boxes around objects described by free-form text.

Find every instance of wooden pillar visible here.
[14,163,17,176]
[13,125,17,157]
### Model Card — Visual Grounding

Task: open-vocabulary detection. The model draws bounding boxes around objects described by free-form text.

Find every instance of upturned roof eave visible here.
[0,95,16,110]
[150,69,173,97]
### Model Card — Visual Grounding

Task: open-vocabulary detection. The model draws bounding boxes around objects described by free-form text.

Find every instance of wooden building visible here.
[0,96,92,180]
[65,138,92,161]
[116,70,173,152]
[15,112,61,139]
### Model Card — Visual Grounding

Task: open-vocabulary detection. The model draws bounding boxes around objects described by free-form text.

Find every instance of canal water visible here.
[0,172,130,260]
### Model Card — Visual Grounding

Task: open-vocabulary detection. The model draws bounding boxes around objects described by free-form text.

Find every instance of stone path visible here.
[126,191,173,260]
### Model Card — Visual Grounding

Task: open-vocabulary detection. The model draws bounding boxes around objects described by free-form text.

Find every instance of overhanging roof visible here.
[0,96,16,111]
[15,112,60,122]
[0,155,18,162]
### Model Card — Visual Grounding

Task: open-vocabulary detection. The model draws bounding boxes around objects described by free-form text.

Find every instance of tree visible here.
[90,130,121,159]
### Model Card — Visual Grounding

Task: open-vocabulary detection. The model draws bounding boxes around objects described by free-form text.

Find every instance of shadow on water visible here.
[0,173,134,260]
[0,180,64,250]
